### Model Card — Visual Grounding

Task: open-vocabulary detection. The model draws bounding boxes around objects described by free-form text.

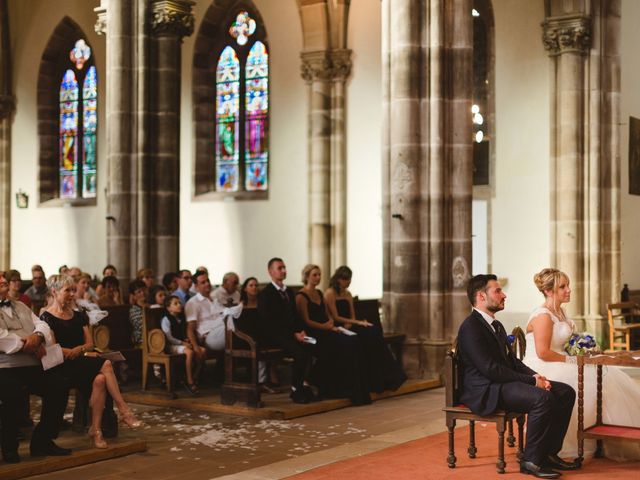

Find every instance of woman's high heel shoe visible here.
[88,427,108,449]
[120,409,142,428]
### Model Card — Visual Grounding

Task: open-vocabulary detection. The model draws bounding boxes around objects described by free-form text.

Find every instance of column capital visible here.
[300,49,352,84]
[0,94,15,120]
[542,15,591,56]
[151,0,195,39]
[93,4,107,35]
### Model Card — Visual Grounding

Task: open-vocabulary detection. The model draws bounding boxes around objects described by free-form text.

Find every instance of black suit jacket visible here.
[258,284,303,340]
[457,309,537,416]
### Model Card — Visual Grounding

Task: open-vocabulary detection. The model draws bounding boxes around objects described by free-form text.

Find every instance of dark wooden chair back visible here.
[444,339,461,408]
[100,305,134,350]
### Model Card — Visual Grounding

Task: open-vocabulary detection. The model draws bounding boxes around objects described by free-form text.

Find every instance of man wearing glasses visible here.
[24,265,48,313]
[173,269,193,305]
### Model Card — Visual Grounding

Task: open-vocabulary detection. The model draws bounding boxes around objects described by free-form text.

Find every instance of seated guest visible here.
[95,264,118,298]
[7,269,32,307]
[238,277,276,389]
[58,265,69,275]
[136,268,155,290]
[148,284,167,309]
[173,269,193,305]
[211,272,240,306]
[41,274,141,449]
[97,275,123,308]
[258,257,315,404]
[75,272,99,306]
[128,280,147,346]
[161,295,205,394]
[296,264,371,405]
[185,271,225,353]
[25,265,48,312]
[162,272,179,293]
[325,266,406,392]
[68,266,81,282]
[0,271,70,463]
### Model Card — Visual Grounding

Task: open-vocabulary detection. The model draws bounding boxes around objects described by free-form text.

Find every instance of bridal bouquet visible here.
[564,332,601,356]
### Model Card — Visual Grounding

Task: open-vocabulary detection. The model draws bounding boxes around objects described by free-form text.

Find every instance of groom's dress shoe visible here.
[545,454,580,471]
[520,461,561,479]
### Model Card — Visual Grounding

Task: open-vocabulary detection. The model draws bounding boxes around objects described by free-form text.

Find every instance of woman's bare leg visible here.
[184,348,194,385]
[99,360,128,412]
[89,374,106,432]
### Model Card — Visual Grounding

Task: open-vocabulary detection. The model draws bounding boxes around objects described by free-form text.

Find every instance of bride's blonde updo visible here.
[533,268,568,296]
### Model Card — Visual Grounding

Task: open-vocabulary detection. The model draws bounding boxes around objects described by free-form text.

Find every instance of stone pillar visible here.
[149,0,194,277]
[302,51,332,281]
[543,1,620,342]
[382,0,472,378]
[329,49,351,272]
[0,0,13,270]
[98,0,135,281]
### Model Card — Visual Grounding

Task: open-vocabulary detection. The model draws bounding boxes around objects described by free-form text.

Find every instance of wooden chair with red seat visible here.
[443,338,525,474]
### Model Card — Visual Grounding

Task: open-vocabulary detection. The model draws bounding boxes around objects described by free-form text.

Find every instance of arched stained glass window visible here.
[57,39,98,199]
[59,69,79,198]
[214,11,269,194]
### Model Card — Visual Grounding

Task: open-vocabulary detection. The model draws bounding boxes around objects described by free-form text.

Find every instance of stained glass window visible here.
[245,41,268,191]
[214,13,269,195]
[58,39,97,200]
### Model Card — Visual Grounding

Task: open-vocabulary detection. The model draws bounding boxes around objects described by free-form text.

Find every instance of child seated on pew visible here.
[161,295,205,395]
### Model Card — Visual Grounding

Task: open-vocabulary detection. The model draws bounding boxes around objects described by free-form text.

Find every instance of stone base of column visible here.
[400,338,450,379]
[583,314,607,347]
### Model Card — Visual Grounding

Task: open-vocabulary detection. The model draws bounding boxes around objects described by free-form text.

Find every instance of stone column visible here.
[382,0,472,378]
[543,1,620,342]
[149,0,194,277]
[329,49,351,272]
[98,0,135,281]
[0,0,13,270]
[301,51,334,282]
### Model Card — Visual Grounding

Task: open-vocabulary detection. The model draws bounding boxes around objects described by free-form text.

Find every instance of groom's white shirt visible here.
[474,307,496,333]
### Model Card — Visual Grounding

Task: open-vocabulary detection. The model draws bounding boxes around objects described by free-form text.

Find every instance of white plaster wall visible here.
[492,0,550,324]
[620,0,640,290]
[179,0,308,285]
[346,0,382,299]
[9,0,107,278]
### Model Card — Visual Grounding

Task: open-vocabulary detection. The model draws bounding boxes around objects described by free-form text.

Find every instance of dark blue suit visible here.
[457,309,575,465]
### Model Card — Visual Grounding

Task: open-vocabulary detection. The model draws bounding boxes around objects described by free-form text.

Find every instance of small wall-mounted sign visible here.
[15,190,28,209]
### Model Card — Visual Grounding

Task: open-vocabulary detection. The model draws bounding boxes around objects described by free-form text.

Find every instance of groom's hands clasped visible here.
[534,374,552,391]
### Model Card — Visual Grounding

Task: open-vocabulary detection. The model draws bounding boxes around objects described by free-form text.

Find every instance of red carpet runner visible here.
[288,423,640,479]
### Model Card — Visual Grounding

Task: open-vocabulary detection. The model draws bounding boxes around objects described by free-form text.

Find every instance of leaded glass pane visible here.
[245,41,268,191]
[59,69,79,198]
[82,66,98,198]
[216,46,240,192]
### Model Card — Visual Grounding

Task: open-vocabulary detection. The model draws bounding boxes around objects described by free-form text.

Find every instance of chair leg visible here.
[496,422,506,474]
[142,360,149,390]
[468,420,477,458]
[165,360,173,394]
[446,418,457,468]
[507,419,515,447]
[516,415,525,460]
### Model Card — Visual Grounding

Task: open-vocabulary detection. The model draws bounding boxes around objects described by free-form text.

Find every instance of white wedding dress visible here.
[522,306,640,461]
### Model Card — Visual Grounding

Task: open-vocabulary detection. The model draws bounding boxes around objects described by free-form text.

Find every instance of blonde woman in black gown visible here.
[41,275,141,449]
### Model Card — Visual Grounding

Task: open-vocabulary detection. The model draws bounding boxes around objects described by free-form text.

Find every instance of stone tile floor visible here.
[22,387,445,480]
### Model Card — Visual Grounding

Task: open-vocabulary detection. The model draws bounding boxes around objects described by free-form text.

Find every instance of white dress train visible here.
[522,306,640,461]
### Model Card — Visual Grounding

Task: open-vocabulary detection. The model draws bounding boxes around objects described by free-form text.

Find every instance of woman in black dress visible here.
[325,266,406,393]
[42,275,141,449]
[295,265,370,405]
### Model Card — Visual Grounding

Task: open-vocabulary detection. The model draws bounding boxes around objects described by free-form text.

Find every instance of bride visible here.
[523,267,640,461]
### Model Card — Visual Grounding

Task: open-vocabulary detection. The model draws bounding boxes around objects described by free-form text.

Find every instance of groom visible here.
[457,274,578,478]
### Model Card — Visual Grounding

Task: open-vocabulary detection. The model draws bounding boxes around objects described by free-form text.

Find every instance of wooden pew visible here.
[220,318,284,408]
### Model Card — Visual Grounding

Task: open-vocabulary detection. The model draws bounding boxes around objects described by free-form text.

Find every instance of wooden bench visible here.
[443,339,524,474]
[220,318,285,408]
[353,298,406,368]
